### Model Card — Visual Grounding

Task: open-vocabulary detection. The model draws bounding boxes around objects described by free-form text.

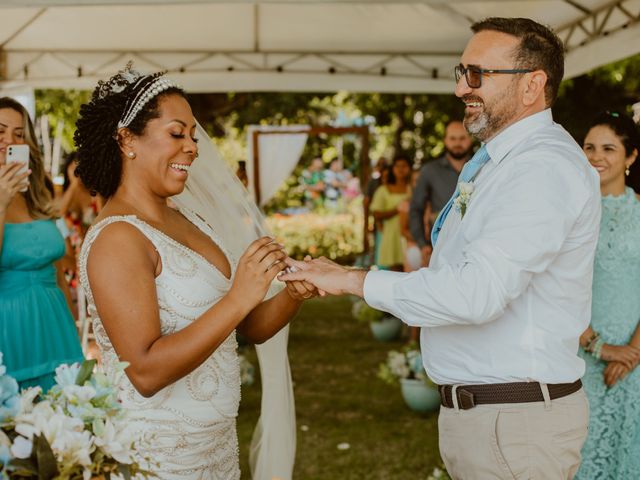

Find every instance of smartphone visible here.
[7,144,30,192]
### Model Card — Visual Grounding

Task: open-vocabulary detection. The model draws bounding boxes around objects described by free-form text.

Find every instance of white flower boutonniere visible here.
[453,182,475,218]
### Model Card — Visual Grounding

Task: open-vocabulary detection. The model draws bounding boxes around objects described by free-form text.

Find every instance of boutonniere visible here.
[453,182,475,218]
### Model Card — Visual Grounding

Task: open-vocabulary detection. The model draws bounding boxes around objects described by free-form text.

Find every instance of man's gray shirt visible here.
[409,155,461,248]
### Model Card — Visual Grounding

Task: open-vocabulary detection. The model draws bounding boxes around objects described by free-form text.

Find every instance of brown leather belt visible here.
[438,379,582,410]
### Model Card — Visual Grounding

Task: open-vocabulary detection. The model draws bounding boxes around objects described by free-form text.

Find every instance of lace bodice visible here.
[591,187,640,343]
[78,209,241,479]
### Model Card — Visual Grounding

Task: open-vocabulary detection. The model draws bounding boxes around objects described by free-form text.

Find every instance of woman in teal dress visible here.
[577,112,640,479]
[0,97,83,392]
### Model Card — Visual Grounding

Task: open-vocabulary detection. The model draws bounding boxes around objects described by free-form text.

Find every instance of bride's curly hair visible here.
[74,66,184,198]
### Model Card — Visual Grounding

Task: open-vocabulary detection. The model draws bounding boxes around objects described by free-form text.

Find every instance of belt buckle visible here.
[457,389,476,410]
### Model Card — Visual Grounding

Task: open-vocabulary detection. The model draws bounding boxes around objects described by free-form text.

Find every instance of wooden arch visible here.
[251,125,370,205]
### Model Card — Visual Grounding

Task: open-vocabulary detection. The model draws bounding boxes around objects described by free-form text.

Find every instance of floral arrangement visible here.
[0,354,152,479]
[238,355,255,387]
[377,344,435,387]
[351,299,385,324]
[266,201,363,261]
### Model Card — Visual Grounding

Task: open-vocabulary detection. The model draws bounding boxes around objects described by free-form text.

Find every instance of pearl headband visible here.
[117,76,179,129]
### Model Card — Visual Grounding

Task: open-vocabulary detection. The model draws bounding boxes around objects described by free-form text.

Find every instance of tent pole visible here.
[0,50,5,81]
[253,130,262,205]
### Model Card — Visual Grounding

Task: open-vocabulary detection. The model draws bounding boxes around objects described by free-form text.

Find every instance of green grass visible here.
[237,296,442,479]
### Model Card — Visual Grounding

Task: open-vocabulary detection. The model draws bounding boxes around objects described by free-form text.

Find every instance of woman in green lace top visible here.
[576,112,640,479]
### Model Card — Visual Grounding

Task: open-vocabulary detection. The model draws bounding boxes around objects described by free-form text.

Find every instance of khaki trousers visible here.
[438,389,589,480]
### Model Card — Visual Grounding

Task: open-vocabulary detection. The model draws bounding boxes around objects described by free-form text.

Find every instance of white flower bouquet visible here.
[0,354,153,479]
[377,344,434,387]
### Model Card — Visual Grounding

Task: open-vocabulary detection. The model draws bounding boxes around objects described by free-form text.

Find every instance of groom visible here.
[281,17,600,479]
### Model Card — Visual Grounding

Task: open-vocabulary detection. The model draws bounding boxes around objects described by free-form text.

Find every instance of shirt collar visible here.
[485,109,553,165]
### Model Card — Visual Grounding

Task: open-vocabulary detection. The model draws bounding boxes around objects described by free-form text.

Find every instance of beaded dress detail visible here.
[577,187,640,479]
[78,209,241,479]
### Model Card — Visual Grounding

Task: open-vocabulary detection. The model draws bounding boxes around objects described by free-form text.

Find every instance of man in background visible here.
[409,121,472,266]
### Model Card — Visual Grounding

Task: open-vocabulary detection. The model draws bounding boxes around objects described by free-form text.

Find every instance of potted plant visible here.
[0,354,153,479]
[351,299,402,341]
[378,345,440,413]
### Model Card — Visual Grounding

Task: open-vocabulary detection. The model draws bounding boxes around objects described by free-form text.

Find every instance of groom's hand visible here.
[284,256,323,300]
[279,256,367,297]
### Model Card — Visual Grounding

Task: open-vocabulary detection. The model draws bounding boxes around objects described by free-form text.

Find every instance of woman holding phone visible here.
[0,97,83,391]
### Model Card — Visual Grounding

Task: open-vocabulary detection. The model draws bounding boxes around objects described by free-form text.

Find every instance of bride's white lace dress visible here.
[78,210,241,479]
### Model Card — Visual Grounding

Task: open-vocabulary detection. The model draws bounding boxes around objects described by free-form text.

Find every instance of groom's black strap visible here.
[438,379,582,410]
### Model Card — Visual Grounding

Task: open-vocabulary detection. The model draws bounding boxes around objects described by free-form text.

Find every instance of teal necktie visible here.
[431,145,491,246]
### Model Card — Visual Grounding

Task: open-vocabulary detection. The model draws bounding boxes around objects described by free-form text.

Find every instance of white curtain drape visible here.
[247,125,309,206]
[249,324,296,480]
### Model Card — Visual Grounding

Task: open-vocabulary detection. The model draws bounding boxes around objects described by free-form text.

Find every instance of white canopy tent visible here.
[0,0,639,94]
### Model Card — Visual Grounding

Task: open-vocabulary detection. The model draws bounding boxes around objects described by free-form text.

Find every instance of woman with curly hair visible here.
[0,97,83,391]
[75,65,312,478]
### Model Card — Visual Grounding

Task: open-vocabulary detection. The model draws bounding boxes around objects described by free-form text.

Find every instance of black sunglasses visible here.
[455,64,533,88]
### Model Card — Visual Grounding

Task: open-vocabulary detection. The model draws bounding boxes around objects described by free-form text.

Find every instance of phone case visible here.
[7,145,30,173]
[6,145,30,192]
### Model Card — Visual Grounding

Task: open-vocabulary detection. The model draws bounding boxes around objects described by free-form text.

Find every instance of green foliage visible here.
[265,201,363,261]
[351,299,385,324]
[555,54,640,142]
[35,90,90,153]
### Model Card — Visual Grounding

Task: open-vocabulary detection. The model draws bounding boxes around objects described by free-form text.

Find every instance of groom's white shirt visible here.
[364,109,601,385]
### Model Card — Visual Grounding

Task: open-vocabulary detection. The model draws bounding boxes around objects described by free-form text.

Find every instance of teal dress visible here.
[577,187,640,479]
[0,219,83,391]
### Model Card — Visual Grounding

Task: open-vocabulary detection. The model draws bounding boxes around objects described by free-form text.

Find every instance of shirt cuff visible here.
[363,269,406,313]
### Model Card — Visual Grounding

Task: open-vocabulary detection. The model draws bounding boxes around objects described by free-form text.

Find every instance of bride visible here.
[75,65,314,479]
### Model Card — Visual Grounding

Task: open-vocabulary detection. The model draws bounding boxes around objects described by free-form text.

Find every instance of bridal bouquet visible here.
[377,345,434,387]
[0,355,153,479]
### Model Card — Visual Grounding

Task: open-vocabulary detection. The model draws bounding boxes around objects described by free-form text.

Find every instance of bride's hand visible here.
[228,236,287,311]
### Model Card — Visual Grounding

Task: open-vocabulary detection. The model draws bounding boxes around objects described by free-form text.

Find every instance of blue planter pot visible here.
[369,316,402,341]
[400,378,441,413]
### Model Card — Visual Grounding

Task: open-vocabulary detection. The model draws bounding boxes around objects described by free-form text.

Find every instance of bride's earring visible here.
[127,152,136,159]
[625,165,630,176]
